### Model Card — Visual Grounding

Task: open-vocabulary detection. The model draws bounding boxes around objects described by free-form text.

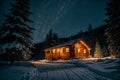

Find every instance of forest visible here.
[0,0,120,61]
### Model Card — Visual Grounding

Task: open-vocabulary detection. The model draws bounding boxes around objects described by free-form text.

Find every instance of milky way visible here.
[0,0,108,43]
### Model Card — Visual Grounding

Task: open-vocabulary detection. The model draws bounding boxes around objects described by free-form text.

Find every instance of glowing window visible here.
[57,49,60,52]
[78,48,80,52]
[84,49,86,53]
[53,49,55,53]
[66,48,69,52]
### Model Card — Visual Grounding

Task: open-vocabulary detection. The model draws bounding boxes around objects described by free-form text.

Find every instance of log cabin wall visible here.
[59,46,70,60]
[45,46,70,60]
[45,49,52,60]
[45,40,91,60]
[74,42,88,58]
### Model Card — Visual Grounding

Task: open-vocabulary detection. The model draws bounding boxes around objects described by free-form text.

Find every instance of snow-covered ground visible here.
[0,57,120,80]
[79,57,120,80]
[31,57,120,80]
[0,61,38,80]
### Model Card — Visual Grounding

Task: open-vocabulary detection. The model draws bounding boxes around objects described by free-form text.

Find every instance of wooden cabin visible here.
[44,39,91,60]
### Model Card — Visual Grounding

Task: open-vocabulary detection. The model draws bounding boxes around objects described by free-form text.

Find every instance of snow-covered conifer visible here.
[105,0,120,58]
[0,0,34,60]
[94,39,103,58]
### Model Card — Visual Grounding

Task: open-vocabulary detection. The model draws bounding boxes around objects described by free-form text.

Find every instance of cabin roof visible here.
[44,38,91,50]
[53,39,80,47]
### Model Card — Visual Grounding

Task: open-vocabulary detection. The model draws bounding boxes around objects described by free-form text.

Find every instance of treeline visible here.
[33,25,109,59]
[0,0,119,61]
[34,0,120,59]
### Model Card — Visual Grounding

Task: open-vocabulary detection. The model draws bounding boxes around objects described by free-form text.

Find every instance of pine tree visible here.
[88,24,92,32]
[53,32,59,45]
[0,0,34,61]
[45,29,53,48]
[102,46,108,57]
[80,30,83,37]
[105,0,120,58]
[78,29,83,38]
[87,24,95,56]
[94,39,103,58]
[45,29,59,48]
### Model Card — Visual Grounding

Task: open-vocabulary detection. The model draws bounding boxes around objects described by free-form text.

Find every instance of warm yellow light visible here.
[53,49,55,53]
[66,48,69,52]
[60,48,63,53]
[57,49,60,52]
[84,49,86,53]
[75,43,80,48]
[78,48,80,52]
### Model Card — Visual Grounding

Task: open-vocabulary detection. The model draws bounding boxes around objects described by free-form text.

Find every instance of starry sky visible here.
[0,0,108,43]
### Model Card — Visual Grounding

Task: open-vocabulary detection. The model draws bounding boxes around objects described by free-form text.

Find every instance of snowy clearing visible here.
[31,58,120,80]
[32,61,112,80]
[0,58,120,80]
[0,61,37,80]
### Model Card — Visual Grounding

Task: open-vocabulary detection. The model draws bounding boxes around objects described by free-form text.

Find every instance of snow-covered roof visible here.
[53,39,80,47]
[45,38,91,50]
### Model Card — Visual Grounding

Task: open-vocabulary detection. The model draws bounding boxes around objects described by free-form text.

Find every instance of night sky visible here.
[0,0,108,43]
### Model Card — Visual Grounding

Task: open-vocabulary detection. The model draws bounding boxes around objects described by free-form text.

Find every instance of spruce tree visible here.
[80,30,83,37]
[45,29,53,48]
[45,29,59,48]
[52,32,59,45]
[88,24,92,32]
[77,29,83,38]
[0,0,34,61]
[102,46,108,57]
[105,0,120,58]
[94,39,103,58]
